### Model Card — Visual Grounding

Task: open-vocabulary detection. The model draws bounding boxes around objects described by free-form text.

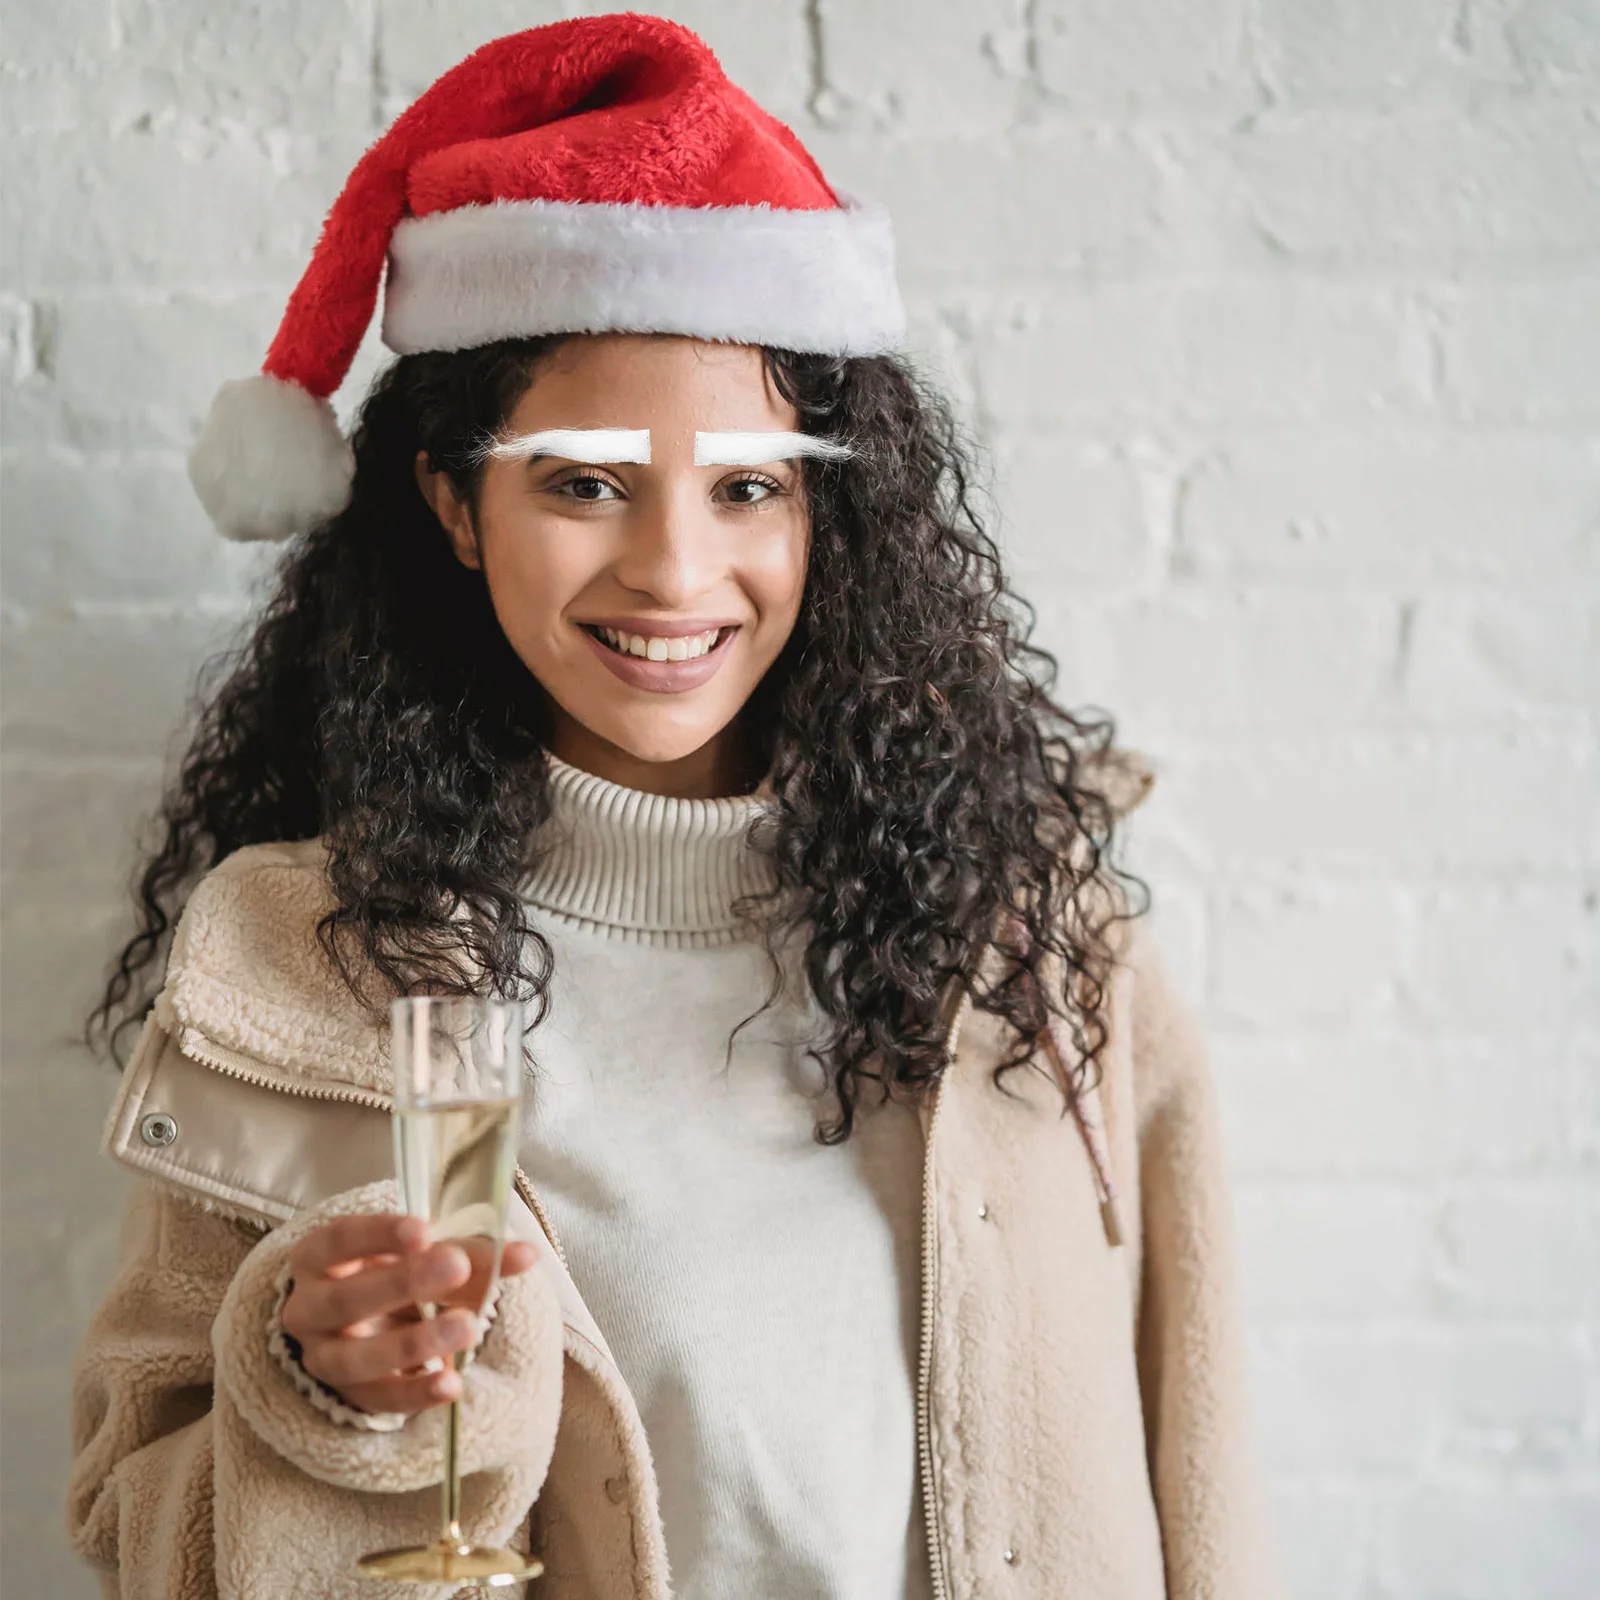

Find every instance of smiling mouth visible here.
[580,624,738,663]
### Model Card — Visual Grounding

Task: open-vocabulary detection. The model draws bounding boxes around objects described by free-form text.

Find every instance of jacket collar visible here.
[151,838,391,1094]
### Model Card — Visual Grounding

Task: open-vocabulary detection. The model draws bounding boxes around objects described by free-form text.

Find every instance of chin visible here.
[586,711,735,767]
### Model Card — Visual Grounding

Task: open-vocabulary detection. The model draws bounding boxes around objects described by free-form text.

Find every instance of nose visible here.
[609,479,724,609]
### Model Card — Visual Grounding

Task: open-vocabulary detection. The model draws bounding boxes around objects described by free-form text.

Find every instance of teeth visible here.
[595,626,722,661]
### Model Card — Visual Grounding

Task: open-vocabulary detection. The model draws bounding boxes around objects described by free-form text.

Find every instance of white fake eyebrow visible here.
[486,428,652,465]
[694,431,855,467]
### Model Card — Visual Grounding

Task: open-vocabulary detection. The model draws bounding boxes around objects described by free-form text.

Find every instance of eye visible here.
[550,472,623,503]
[721,473,786,506]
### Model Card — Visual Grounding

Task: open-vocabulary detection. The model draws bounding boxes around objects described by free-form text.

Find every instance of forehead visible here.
[508,333,797,430]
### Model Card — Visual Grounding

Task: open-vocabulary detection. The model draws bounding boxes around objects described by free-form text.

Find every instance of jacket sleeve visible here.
[67,1172,565,1599]
[1126,919,1286,1600]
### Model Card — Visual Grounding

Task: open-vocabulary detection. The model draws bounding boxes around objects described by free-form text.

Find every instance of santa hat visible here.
[188,12,904,543]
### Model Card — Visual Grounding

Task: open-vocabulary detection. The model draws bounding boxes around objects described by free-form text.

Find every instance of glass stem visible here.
[440,1380,463,1548]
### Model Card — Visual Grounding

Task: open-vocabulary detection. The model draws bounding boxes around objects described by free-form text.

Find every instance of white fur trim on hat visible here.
[187,374,356,543]
[381,191,905,358]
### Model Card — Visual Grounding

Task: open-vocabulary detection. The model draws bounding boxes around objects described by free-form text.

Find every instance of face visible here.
[418,335,814,797]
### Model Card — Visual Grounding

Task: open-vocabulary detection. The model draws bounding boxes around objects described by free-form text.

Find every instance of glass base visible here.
[357,1538,544,1585]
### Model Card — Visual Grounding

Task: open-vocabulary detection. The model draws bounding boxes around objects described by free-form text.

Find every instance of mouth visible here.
[573,619,743,695]
[578,623,739,663]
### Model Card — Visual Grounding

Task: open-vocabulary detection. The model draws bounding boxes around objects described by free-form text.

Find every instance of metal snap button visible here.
[140,1112,178,1148]
[1003,1545,1020,1566]
[977,1202,991,1221]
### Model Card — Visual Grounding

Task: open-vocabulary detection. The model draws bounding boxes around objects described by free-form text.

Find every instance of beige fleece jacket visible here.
[65,754,1285,1599]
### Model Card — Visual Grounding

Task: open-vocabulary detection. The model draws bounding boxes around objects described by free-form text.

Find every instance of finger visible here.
[499,1240,540,1276]
[327,1250,401,1283]
[436,1235,539,1311]
[291,1213,429,1279]
[302,1308,483,1390]
[342,1307,419,1340]
[434,1237,502,1310]
[292,1242,472,1334]
[337,1366,465,1417]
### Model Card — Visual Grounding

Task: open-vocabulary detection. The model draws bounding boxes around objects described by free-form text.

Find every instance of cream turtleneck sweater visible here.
[518,752,932,1600]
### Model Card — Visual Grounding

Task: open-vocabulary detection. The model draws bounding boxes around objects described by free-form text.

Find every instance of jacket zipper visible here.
[512,1165,567,1269]
[916,984,971,1600]
[173,1029,570,1269]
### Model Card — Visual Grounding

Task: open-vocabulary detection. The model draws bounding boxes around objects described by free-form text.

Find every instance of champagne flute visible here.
[356,995,544,1586]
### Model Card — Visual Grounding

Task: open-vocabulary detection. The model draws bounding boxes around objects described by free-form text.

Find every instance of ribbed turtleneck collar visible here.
[521,751,782,947]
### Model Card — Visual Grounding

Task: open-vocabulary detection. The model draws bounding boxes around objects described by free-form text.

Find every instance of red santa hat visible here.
[188,12,904,543]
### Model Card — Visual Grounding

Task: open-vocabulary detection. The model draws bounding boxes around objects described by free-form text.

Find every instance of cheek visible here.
[745,519,810,625]
[477,524,593,650]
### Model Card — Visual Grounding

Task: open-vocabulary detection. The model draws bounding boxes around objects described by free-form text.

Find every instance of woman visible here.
[66,14,1281,1599]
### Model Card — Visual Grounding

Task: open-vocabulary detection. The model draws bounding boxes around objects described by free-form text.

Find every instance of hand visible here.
[279,1214,541,1417]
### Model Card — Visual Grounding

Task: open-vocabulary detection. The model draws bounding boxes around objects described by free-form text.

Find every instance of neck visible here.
[548,711,757,799]
[525,748,782,945]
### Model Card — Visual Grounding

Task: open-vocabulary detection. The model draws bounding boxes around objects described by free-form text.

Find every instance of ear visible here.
[414,449,482,571]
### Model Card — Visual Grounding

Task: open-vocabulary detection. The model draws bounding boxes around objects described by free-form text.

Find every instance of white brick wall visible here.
[3,3,1596,1594]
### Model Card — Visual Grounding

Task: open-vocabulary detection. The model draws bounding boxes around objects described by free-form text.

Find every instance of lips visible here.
[575,620,740,694]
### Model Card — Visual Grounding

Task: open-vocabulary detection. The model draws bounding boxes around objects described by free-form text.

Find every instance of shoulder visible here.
[172,837,336,940]
[1108,910,1220,1149]
[154,838,388,1090]
[1047,743,1205,1120]
[165,838,343,1007]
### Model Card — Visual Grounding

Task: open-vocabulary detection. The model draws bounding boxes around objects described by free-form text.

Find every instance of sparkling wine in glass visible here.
[355,995,544,1587]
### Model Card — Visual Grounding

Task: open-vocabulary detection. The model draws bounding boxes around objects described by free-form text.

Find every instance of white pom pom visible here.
[187,374,355,542]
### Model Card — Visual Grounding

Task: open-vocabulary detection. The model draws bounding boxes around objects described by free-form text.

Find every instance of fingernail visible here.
[396,1216,428,1249]
[420,1356,445,1375]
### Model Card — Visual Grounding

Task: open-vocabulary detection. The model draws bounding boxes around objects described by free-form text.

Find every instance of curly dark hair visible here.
[91,334,1150,1143]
